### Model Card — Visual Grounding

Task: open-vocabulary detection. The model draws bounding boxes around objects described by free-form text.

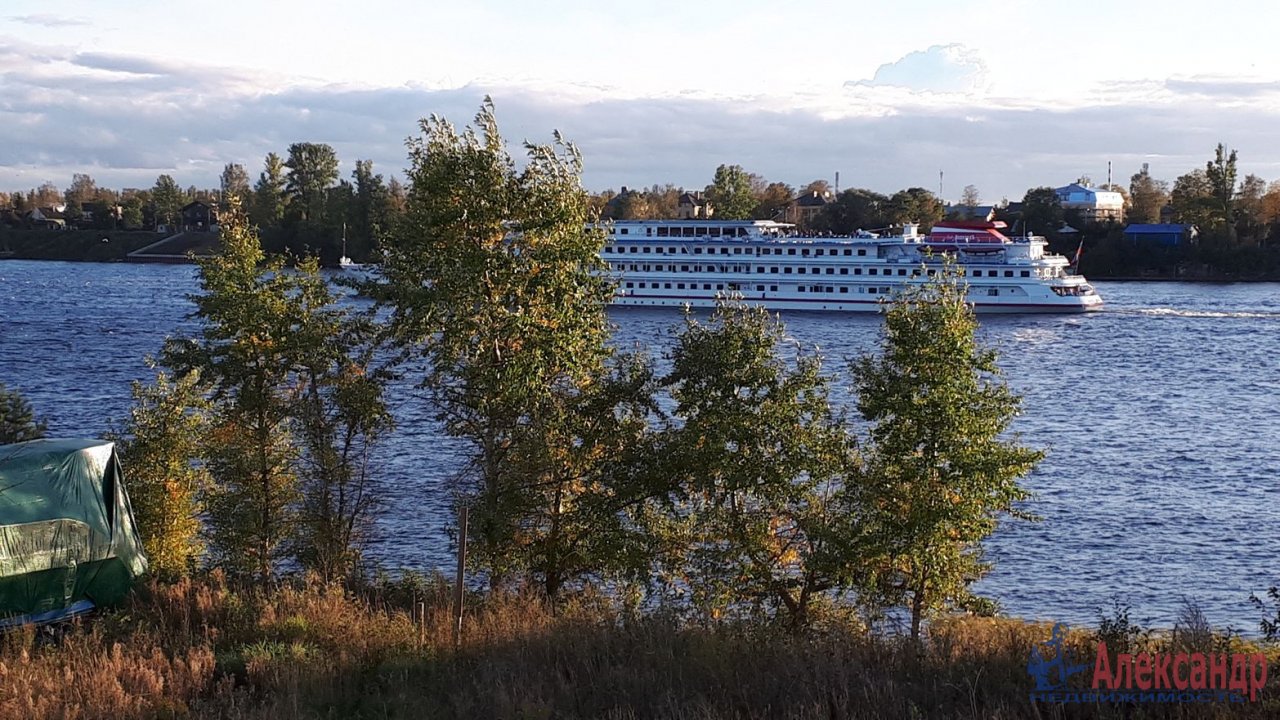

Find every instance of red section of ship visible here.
[924,220,1010,253]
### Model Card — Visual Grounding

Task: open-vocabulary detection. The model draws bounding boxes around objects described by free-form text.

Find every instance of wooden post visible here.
[417,601,426,649]
[453,505,468,649]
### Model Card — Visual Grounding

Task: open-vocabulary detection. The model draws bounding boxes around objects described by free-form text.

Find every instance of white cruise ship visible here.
[600,219,1102,313]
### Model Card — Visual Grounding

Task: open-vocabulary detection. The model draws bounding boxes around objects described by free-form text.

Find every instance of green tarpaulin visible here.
[0,439,148,625]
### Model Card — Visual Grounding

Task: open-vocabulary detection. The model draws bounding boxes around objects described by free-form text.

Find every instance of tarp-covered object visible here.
[0,439,148,625]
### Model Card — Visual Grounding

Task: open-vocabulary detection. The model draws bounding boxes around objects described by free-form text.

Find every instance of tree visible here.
[350,159,391,260]
[1020,187,1064,236]
[1205,143,1238,232]
[886,187,944,230]
[251,152,288,229]
[960,184,981,208]
[220,163,251,210]
[753,181,794,220]
[121,195,145,229]
[1235,173,1268,243]
[112,371,210,578]
[817,188,888,234]
[284,142,340,225]
[0,383,47,444]
[705,164,756,219]
[1170,170,1214,229]
[162,200,311,585]
[852,266,1043,641]
[381,100,628,598]
[1128,167,1169,224]
[654,300,865,628]
[152,174,183,229]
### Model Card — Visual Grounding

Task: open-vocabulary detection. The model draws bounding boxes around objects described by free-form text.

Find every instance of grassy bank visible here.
[1,576,1274,719]
[0,229,161,262]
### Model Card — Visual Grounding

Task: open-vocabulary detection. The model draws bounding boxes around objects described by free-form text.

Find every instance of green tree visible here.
[121,195,145,229]
[753,181,794,220]
[1170,169,1214,229]
[852,267,1043,641]
[162,199,320,585]
[152,174,183,229]
[220,163,251,210]
[381,100,625,597]
[0,383,47,444]
[285,142,340,225]
[960,184,981,208]
[654,300,865,628]
[817,188,888,234]
[886,187,944,230]
[251,152,288,229]
[1020,187,1064,236]
[1128,166,1169,223]
[351,159,391,260]
[1205,143,1238,233]
[705,164,756,219]
[112,371,210,578]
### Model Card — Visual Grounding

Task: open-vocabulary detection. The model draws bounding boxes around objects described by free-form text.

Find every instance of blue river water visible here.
[1,259,1278,631]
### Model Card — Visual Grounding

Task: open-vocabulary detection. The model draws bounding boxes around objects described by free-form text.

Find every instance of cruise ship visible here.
[600,219,1102,313]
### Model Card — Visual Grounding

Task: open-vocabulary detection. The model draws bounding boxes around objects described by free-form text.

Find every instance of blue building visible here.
[1123,223,1197,246]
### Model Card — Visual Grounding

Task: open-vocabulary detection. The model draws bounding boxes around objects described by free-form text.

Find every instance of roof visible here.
[794,192,829,207]
[182,200,213,211]
[1124,224,1193,234]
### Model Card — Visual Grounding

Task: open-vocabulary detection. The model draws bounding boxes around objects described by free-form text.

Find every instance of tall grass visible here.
[0,576,1274,719]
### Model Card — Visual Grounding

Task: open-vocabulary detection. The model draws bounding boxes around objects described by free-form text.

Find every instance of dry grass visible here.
[0,577,1275,719]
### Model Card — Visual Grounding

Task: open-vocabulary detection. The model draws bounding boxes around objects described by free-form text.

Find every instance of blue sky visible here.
[4,0,1280,202]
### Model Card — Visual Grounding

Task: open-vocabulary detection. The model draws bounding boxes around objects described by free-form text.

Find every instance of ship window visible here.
[664,283,672,289]
[733,248,741,254]
[854,268,862,275]
[658,227,669,236]
[839,268,848,275]
[1021,270,1030,277]
[669,247,677,254]
[912,269,921,277]
[681,265,689,271]
[643,265,650,271]
[972,270,981,277]
[898,269,906,276]
[710,228,721,237]
[646,228,653,236]
[988,270,998,277]
[802,248,810,256]
[798,268,806,274]
[857,249,866,256]
[928,270,936,276]
[756,267,765,273]
[716,284,724,290]
[826,268,834,275]
[703,283,711,290]
[826,286,833,293]
[988,288,998,296]
[798,286,805,293]
[630,264,637,271]
[629,247,637,253]
[694,248,703,254]
[787,248,796,255]
[620,228,628,235]
[844,249,852,256]
[677,283,686,289]
[784,268,793,274]
[815,249,823,256]
[869,269,877,275]
[683,227,695,237]
[770,285,778,291]
[839,287,848,294]
[756,285,764,291]
[625,282,633,288]
[638,282,645,288]
[721,248,729,255]
[1004,270,1013,277]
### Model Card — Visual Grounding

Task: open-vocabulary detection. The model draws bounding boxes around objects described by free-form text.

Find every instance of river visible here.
[1,259,1277,631]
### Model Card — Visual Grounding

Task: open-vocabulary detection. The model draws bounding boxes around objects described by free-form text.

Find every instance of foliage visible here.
[251,152,287,229]
[111,370,211,578]
[0,382,47,444]
[886,187,944,230]
[284,142,340,225]
[220,163,251,210]
[851,265,1043,640]
[817,188,889,234]
[1128,166,1169,223]
[652,300,865,627]
[752,181,794,220]
[1020,186,1063,236]
[152,174,184,229]
[960,184,981,207]
[381,99,626,597]
[1205,142,1238,231]
[1170,168,1215,228]
[704,163,756,219]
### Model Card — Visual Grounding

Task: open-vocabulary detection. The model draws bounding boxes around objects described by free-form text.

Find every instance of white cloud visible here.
[849,44,990,95]
[7,14,88,28]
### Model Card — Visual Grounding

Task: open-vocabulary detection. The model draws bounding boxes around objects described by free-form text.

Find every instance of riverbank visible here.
[0,230,162,262]
[3,576,1274,719]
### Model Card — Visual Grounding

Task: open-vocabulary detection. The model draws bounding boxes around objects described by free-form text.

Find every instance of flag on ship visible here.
[1072,238,1084,267]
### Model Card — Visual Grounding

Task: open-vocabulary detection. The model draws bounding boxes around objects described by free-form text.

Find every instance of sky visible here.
[4,0,1280,203]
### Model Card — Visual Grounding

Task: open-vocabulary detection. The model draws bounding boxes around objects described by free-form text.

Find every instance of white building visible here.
[1054,182,1125,223]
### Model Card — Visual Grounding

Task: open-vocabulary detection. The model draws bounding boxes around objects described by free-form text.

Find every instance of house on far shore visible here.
[677,191,713,219]
[26,206,67,229]
[181,200,218,231]
[1124,223,1197,246]
[784,190,831,227]
[949,204,996,222]
[1055,182,1125,223]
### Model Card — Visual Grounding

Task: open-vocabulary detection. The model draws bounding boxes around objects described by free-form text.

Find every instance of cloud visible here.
[1164,77,1280,98]
[8,14,88,28]
[4,38,1280,201]
[848,44,989,94]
